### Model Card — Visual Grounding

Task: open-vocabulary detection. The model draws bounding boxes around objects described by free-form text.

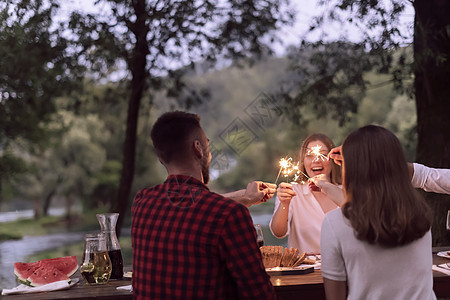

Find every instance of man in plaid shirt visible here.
[132,111,277,299]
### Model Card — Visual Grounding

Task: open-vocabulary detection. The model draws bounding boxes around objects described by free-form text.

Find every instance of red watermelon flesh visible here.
[14,256,78,286]
[27,266,70,287]
[14,261,40,282]
[40,256,78,277]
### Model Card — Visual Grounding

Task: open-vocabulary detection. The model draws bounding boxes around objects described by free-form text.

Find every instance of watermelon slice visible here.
[14,256,78,287]
[13,261,40,282]
[39,256,78,277]
[27,266,70,287]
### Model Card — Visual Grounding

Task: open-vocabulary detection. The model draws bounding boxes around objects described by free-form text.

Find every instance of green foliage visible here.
[90,160,121,208]
[0,0,80,142]
[9,110,108,214]
[0,0,82,203]
[278,41,376,126]
[0,150,27,181]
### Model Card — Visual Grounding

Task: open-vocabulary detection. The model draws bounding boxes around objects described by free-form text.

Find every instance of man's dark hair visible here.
[151,111,202,164]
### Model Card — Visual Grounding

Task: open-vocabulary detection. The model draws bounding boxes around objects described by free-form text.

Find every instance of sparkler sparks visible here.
[274,157,310,185]
[309,145,329,162]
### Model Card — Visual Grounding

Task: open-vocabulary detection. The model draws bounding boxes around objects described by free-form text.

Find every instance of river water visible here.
[0,232,85,290]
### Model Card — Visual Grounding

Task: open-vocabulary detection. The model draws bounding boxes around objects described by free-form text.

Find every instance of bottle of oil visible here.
[96,213,124,279]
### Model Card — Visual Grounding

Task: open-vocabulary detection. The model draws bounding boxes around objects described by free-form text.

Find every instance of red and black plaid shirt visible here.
[132,175,276,299]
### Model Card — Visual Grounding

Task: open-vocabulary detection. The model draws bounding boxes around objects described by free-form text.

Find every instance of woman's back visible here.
[321,208,435,300]
[321,125,435,300]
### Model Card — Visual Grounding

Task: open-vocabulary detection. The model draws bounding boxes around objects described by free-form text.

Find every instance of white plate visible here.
[437,251,450,259]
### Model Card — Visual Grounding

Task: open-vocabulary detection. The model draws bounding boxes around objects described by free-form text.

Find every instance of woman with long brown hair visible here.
[270,133,342,254]
[321,125,435,300]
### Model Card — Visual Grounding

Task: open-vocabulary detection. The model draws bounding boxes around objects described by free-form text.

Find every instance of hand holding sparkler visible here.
[308,175,345,206]
[259,182,277,202]
[276,182,296,208]
[308,174,327,192]
[328,145,343,166]
[241,181,277,207]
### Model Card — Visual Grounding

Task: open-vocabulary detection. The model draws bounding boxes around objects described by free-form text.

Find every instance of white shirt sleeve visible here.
[412,163,450,194]
[320,212,347,281]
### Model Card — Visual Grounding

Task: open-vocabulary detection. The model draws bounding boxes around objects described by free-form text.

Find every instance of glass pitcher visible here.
[80,233,112,285]
[96,213,124,279]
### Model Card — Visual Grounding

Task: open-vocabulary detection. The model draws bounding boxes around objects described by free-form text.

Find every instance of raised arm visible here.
[411,163,450,194]
[222,181,277,208]
[270,182,296,237]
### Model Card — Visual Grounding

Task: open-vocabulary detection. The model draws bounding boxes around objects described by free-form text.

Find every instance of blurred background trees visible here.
[276,0,450,245]
[65,0,294,234]
[0,0,448,244]
[0,0,83,209]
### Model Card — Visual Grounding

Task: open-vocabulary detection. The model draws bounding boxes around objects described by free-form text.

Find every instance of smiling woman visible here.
[269,133,342,254]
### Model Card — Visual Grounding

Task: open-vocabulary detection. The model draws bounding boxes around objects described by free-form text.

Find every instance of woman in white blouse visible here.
[269,133,342,254]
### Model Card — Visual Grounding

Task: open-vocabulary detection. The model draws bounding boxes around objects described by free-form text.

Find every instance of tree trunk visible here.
[0,174,3,209]
[42,188,56,216]
[111,0,149,237]
[414,0,450,246]
[33,197,41,220]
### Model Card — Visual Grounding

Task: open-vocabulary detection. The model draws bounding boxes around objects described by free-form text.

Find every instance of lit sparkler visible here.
[274,157,310,185]
[290,161,310,184]
[309,145,329,162]
[274,157,292,185]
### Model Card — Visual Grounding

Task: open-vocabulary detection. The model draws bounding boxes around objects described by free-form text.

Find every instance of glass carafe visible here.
[80,233,112,285]
[96,213,124,279]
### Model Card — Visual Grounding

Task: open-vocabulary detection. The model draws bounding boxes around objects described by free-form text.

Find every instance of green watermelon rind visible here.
[17,278,31,286]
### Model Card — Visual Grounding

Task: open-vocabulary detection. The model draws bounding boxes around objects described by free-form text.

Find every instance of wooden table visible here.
[2,249,449,300]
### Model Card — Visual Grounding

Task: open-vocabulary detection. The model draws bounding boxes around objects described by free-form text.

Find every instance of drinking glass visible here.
[447,210,450,232]
[254,224,264,248]
[80,233,112,285]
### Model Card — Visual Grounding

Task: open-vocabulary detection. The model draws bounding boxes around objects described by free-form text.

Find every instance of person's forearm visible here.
[323,278,347,300]
[408,162,414,181]
[222,189,245,199]
[221,189,253,207]
[270,205,289,237]
[320,182,345,206]
[412,163,450,194]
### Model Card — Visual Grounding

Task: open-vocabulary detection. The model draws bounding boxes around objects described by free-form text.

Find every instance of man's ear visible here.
[193,140,203,159]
